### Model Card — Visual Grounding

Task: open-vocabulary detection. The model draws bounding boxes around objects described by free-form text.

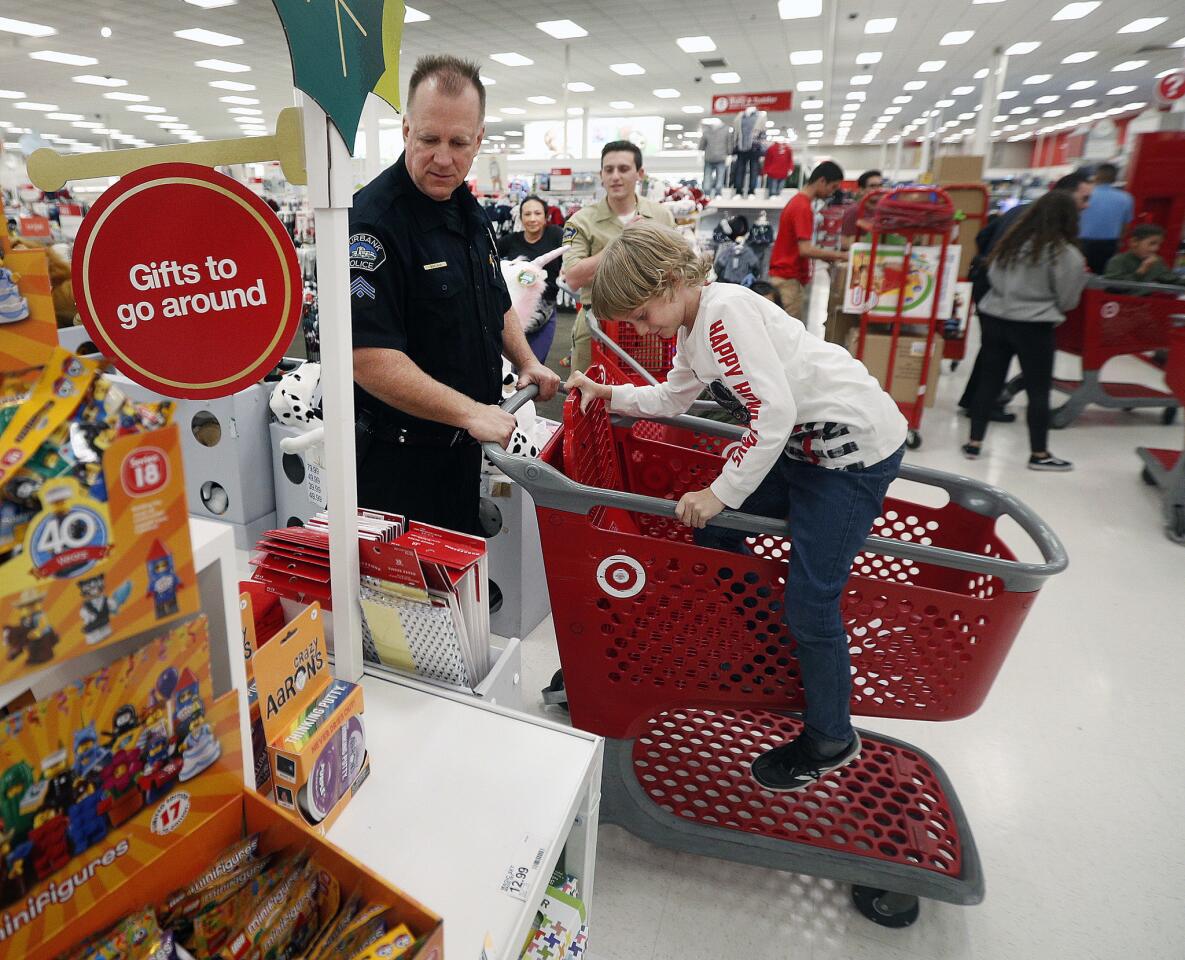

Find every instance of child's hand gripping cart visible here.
[485,374,1067,928]
[1137,317,1185,543]
[849,187,959,450]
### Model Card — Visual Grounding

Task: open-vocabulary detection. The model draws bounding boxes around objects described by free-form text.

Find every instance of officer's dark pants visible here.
[357,439,482,535]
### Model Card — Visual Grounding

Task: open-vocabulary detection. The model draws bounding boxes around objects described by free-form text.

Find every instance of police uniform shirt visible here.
[561,196,676,306]
[349,155,511,435]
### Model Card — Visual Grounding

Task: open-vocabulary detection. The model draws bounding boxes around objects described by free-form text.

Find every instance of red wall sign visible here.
[711,91,793,115]
[72,162,301,400]
[1156,70,1185,106]
[18,215,52,238]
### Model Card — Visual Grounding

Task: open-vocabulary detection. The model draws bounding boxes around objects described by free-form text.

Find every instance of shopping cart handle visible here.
[1085,276,1185,296]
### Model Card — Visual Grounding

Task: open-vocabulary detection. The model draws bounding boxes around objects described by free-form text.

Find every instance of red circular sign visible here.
[73,162,301,399]
[1157,70,1185,105]
[121,447,169,497]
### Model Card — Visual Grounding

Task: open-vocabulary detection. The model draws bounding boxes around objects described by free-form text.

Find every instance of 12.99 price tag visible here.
[500,832,547,901]
[72,162,302,400]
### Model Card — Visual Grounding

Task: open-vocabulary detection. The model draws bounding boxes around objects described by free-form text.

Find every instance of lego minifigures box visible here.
[0,347,198,687]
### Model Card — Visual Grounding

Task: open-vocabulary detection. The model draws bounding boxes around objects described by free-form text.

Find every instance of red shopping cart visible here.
[486,371,1067,927]
[1136,321,1185,543]
[588,312,677,385]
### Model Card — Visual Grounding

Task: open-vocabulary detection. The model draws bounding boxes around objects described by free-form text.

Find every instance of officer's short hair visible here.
[408,54,486,116]
[601,140,643,171]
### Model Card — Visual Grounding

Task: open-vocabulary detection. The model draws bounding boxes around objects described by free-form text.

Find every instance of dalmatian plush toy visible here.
[269,361,325,456]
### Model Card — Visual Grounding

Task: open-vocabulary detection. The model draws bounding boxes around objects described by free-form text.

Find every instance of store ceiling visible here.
[0,0,1182,160]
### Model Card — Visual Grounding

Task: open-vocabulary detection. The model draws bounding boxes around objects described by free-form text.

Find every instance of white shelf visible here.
[327,671,603,960]
[705,193,795,210]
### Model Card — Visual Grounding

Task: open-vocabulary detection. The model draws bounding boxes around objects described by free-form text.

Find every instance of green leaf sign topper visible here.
[271,0,405,151]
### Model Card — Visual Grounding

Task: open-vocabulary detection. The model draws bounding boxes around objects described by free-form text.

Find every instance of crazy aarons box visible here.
[0,347,196,687]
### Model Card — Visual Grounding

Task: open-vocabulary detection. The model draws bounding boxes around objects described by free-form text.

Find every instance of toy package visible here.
[843,242,961,320]
[0,347,196,687]
[519,872,589,960]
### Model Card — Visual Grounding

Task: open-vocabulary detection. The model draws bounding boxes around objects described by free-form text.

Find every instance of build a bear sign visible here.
[72,162,301,399]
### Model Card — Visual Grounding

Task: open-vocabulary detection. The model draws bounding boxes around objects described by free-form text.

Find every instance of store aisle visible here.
[514,348,1185,960]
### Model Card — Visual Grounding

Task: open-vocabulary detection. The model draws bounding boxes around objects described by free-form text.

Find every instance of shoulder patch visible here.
[349,232,386,272]
[562,224,578,246]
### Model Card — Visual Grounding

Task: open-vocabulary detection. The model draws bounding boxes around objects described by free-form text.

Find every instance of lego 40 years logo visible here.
[28,495,111,579]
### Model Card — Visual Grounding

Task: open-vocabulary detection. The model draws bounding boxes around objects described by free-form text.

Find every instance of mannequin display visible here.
[699,120,734,198]
[747,210,775,278]
[763,141,795,198]
[731,107,768,197]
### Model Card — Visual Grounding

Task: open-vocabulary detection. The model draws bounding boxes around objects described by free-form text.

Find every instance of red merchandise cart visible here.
[850,187,959,450]
[1136,321,1185,543]
[486,372,1067,927]
[588,311,677,385]
[1001,279,1184,428]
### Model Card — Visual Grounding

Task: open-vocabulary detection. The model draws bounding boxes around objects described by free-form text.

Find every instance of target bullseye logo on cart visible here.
[72,162,302,400]
[596,554,646,599]
[1101,301,1120,320]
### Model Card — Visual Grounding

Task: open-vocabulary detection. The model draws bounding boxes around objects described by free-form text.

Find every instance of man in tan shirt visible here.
[562,141,675,371]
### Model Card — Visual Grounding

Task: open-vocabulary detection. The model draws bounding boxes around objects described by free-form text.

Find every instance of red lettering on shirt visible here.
[708,319,744,378]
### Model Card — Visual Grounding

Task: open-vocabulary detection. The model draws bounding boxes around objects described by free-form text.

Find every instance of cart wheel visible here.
[905,430,922,451]
[851,886,920,928]
[1141,466,1156,487]
[1170,506,1185,546]
[541,668,569,710]
[1162,407,1178,426]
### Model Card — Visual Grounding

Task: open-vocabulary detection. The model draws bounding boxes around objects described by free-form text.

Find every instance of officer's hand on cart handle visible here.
[515,360,561,402]
[564,371,613,413]
[465,404,517,447]
[676,488,726,529]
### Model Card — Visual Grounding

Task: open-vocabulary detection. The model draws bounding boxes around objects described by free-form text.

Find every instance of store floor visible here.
[513,345,1185,959]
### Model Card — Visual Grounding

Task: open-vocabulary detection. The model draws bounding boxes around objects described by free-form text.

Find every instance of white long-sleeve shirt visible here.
[609,283,907,508]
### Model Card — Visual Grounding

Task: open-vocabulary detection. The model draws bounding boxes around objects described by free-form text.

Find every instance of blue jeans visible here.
[767,175,784,197]
[704,160,726,197]
[694,446,905,744]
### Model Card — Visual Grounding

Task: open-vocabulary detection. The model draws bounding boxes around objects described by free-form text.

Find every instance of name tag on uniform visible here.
[423,261,448,271]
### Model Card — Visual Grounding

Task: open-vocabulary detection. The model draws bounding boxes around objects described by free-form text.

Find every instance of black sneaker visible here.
[961,443,982,460]
[1028,454,1073,472]
[750,734,862,793]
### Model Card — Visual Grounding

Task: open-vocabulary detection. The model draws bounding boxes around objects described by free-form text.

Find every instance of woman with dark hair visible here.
[962,190,1087,471]
[497,195,564,363]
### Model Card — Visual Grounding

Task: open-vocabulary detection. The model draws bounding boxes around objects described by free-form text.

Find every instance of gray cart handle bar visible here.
[1084,276,1185,297]
[486,386,1068,592]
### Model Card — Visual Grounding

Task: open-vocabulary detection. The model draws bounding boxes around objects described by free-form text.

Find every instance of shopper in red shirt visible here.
[763,141,795,197]
[768,161,847,318]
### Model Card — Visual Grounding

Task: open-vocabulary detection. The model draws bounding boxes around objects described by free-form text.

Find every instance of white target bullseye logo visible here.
[1101,301,1120,320]
[596,555,646,598]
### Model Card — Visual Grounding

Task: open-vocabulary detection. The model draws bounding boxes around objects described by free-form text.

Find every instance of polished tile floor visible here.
[515,347,1185,960]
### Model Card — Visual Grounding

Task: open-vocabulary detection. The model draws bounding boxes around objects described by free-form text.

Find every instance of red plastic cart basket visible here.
[1137,321,1185,543]
[486,373,1067,926]
[587,311,677,385]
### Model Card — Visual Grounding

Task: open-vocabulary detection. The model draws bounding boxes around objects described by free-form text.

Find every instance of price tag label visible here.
[306,460,327,508]
[499,833,546,902]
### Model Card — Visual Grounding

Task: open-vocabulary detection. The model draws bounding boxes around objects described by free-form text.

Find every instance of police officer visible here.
[350,55,559,535]
[562,141,675,371]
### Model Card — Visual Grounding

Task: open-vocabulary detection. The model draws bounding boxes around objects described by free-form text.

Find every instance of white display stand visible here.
[329,671,602,960]
[706,193,794,211]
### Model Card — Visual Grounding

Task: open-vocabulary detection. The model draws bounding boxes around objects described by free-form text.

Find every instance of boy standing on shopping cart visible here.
[567,222,907,792]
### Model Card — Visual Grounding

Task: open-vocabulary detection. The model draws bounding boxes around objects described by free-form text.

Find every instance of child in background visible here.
[567,222,907,792]
[1104,224,1185,287]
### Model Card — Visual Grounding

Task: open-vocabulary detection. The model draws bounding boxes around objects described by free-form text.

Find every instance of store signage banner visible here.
[710,91,793,115]
[1156,70,1185,106]
[72,162,302,399]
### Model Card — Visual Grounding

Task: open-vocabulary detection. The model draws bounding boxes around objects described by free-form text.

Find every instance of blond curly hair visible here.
[589,221,710,321]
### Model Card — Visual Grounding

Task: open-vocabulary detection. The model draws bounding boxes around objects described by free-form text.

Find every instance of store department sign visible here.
[711,91,793,115]
[1156,70,1185,107]
[72,162,302,400]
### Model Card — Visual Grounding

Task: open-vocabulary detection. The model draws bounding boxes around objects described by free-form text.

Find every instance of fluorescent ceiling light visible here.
[127,105,165,113]
[998,90,1019,99]
[884,106,902,114]
[490,52,533,66]
[958,112,974,119]
[653,88,681,98]
[779,0,822,18]
[850,75,873,85]
[918,61,946,73]
[974,68,989,79]
[159,123,188,130]
[797,80,823,92]
[484,115,502,123]
[846,91,866,100]
[893,95,912,104]
[1117,18,1165,33]
[1005,41,1040,56]
[72,120,104,128]
[864,18,896,34]
[941,31,974,45]
[46,112,83,121]
[208,80,254,91]
[185,0,238,7]
[804,113,824,121]
[479,75,496,86]
[1067,80,1096,90]
[228,106,262,115]
[219,95,258,105]
[789,49,823,65]
[1107,85,1136,95]
[801,98,823,108]
[676,36,716,53]
[712,72,742,83]
[609,100,633,109]
[0,89,25,99]
[1052,2,1099,20]
[507,131,523,136]
[565,81,594,92]
[500,107,525,115]
[665,123,684,130]
[682,106,704,114]
[1024,75,1051,84]
[1062,51,1097,64]
[1071,99,1096,107]
[147,115,179,122]
[1035,95,1059,104]
[936,99,955,108]
[1112,60,1148,72]
[1010,106,1030,114]
[567,106,583,115]
[1174,37,1185,48]
[174,28,242,46]
[528,95,556,105]
[404,6,430,22]
[951,86,975,96]
[536,19,587,39]
[194,59,250,72]
[1044,109,1065,117]
[73,75,126,87]
[610,63,645,75]
[104,92,149,101]
[904,81,927,91]
[30,50,98,66]
[0,17,55,37]
[856,52,882,65]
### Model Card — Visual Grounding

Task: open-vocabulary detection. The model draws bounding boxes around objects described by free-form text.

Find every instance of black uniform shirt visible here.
[350,154,511,435]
